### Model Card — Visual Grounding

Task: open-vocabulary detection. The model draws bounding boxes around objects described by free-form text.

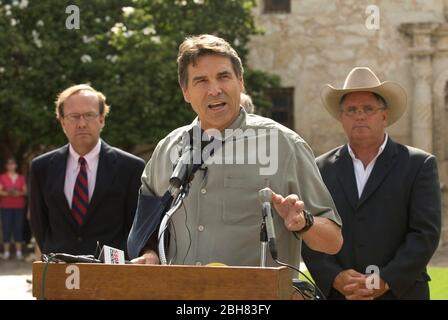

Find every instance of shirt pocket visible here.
[222,176,266,225]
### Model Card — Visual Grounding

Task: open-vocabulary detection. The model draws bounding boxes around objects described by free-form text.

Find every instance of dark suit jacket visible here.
[302,138,441,299]
[29,141,145,257]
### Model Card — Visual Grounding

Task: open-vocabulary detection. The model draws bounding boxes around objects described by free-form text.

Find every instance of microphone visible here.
[47,253,102,263]
[46,245,130,264]
[169,125,212,189]
[258,188,277,260]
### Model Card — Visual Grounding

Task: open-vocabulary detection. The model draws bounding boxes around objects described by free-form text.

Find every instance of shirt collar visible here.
[194,107,245,129]
[193,108,246,142]
[348,133,388,161]
[226,107,246,130]
[69,139,101,169]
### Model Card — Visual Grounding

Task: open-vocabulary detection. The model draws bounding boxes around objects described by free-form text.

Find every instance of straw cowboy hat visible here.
[321,67,407,126]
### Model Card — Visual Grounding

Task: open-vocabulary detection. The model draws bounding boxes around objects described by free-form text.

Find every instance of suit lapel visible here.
[357,138,398,208]
[335,145,359,210]
[82,141,118,226]
[48,145,79,230]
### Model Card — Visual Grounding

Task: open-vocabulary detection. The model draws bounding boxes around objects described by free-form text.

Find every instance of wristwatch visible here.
[292,210,314,238]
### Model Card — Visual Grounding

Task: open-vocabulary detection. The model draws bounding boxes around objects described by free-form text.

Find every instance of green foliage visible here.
[0,0,130,168]
[0,0,277,170]
[245,69,280,112]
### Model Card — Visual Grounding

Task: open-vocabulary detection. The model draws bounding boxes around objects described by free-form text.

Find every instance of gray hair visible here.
[240,93,255,113]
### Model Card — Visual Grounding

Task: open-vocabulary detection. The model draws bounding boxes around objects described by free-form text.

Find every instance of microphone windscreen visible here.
[258,188,273,203]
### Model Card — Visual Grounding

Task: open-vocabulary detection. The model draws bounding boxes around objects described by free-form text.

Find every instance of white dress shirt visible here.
[348,134,388,198]
[64,140,101,207]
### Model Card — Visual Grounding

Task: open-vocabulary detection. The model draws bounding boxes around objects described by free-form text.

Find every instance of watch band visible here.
[293,210,314,238]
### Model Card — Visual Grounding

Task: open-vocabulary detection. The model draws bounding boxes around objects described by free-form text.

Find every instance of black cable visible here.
[292,284,306,300]
[157,218,171,243]
[166,198,192,265]
[158,190,188,264]
[272,258,308,298]
[40,254,55,300]
[157,191,183,262]
[94,241,101,259]
[181,201,192,265]
[274,258,326,300]
[158,214,175,264]
[168,190,193,265]
[168,217,177,265]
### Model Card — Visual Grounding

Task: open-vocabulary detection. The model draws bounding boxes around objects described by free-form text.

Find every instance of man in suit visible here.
[302,67,441,300]
[29,84,145,257]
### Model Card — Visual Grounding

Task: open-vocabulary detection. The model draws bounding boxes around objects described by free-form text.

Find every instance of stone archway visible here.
[401,22,448,245]
[433,70,448,245]
[433,69,448,160]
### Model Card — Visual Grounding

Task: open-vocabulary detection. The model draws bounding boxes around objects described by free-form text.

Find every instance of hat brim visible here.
[321,81,407,127]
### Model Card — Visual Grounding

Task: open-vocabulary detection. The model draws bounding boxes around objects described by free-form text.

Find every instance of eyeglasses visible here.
[64,112,100,122]
[342,106,385,118]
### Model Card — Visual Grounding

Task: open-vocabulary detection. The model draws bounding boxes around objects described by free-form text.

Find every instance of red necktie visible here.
[71,157,89,225]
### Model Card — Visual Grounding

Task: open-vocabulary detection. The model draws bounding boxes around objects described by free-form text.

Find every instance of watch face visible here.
[302,210,314,232]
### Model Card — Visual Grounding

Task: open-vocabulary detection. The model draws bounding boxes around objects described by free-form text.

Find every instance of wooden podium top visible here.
[32,262,295,300]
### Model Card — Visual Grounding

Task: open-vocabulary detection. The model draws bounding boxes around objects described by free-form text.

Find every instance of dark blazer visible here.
[302,138,441,299]
[29,141,145,257]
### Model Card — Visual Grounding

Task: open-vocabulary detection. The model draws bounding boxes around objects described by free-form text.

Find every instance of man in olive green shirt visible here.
[131,34,342,268]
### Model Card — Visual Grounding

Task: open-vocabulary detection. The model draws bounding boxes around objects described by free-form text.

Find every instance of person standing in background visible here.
[0,158,27,260]
[29,84,145,257]
[302,67,441,299]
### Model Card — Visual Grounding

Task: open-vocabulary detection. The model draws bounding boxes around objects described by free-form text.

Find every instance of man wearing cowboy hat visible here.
[302,67,441,300]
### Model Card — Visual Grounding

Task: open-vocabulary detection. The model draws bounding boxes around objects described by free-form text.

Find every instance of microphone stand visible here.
[158,184,190,265]
[259,218,268,268]
[158,125,213,265]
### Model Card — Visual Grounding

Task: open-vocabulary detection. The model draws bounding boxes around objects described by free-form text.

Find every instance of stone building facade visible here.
[248,0,448,244]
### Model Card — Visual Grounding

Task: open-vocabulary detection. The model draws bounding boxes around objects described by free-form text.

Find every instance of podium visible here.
[32,262,295,300]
